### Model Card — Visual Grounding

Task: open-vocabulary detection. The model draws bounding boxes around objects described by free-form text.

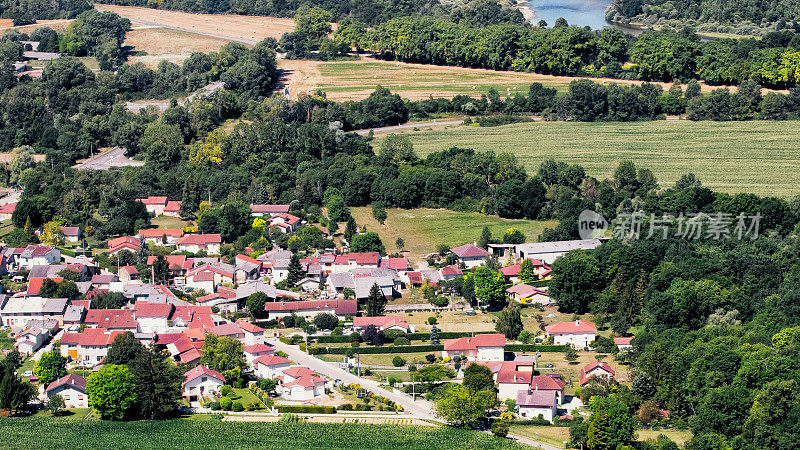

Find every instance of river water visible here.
[526,0,614,30]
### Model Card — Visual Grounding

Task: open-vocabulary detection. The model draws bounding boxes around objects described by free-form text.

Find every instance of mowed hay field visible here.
[350,206,557,257]
[125,28,233,67]
[96,4,294,43]
[374,120,800,197]
[310,57,729,101]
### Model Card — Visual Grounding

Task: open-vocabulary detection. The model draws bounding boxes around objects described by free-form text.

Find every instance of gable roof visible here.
[46,374,87,393]
[580,360,616,386]
[545,320,597,334]
[450,244,489,258]
[84,309,137,328]
[613,337,633,345]
[138,228,184,239]
[176,234,222,246]
[26,277,63,296]
[263,299,357,316]
[443,333,505,351]
[184,365,225,384]
[517,389,557,408]
[506,283,548,299]
[244,343,274,354]
[253,355,291,367]
[353,315,410,331]
[250,204,290,214]
[133,302,174,318]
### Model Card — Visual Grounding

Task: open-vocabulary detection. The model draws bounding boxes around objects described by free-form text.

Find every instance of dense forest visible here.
[100,0,524,26]
[607,0,800,35]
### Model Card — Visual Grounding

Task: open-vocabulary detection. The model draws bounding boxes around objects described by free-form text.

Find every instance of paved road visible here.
[354,120,465,135]
[268,338,439,421]
[73,147,145,170]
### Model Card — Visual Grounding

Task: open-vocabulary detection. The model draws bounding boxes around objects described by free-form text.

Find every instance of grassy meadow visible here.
[350,206,557,257]
[372,120,800,198]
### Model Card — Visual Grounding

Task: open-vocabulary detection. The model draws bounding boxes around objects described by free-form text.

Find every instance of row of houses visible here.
[136,196,293,221]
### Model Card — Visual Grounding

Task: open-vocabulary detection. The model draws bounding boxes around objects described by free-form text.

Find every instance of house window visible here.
[201,377,207,382]
[64,395,70,401]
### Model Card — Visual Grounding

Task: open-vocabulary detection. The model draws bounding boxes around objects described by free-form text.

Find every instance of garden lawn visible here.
[637,429,694,446]
[0,416,526,449]
[508,425,569,448]
[374,120,800,197]
[349,207,556,258]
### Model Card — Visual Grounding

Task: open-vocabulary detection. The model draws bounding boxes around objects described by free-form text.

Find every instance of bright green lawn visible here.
[0,417,525,449]
[373,120,800,198]
[350,206,557,257]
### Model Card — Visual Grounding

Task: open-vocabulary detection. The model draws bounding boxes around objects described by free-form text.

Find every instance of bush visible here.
[431,296,449,307]
[245,402,259,411]
[383,329,406,341]
[427,317,437,325]
[394,337,410,346]
[232,401,244,412]
[504,344,568,352]
[392,356,406,367]
[220,397,232,411]
[492,420,510,437]
[425,353,436,363]
[209,401,221,411]
[338,403,354,411]
[220,385,233,396]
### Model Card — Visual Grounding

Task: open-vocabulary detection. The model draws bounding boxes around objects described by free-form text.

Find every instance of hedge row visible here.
[314,335,353,343]
[310,344,444,355]
[276,405,336,414]
[504,344,567,352]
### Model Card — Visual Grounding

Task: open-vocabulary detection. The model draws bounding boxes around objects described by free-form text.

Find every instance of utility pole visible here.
[357,352,361,377]
[411,373,415,401]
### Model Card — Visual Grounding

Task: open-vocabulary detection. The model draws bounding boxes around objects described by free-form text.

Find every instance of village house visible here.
[183,365,226,406]
[517,389,558,422]
[269,213,301,233]
[250,204,290,217]
[137,196,169,216]
[614,337,634,352]
[234,254,263,282]
[184,262,235,292]
[244,343,275,365]
[0,297,61,327]
[280,366,326,401]
[60,329,124,364]
[176,234,222,254]
[493,361,536,401]
[119,265,139,282]
[353,316,412,334]
[84,309,138,331]
[498,259,552,283]
[18,245,60,270]
[163,201,183,218]
[138,228,185,246]
[134,302,174,334]
[506,283,551,305]
[108,236,140,255]
[16,323,53,355]
[45,374,88,408]
[449,244,489,269]
[442,333,505,361]
[235,319,266,346]
[254,355,291,379]
[580,360,617,386]
[60,226,81,243]
[545,320,597,349]
[439,265,463,281]
[0,202,16,221]
[331,252,381,273]
[91,274,119,291]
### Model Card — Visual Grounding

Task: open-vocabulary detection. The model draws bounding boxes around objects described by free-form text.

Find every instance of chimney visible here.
[575,320,580,326]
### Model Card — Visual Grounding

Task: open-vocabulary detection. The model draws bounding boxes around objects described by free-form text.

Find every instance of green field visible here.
[350,207,557,257]
[0,417,525,449]
[373,120,800,198]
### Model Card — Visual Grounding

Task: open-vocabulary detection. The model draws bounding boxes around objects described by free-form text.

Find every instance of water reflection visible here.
[526,0,613,30]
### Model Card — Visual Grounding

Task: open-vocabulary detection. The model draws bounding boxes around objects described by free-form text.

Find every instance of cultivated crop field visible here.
[349,206,557,257]
[0,417,525,449]
[374,120,800,197]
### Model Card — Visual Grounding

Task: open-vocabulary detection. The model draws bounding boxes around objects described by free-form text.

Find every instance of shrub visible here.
[245,402,258,411]
[220,397,232,411]
[383,329,406,341]
[209,401,221,411]
[392,356,406,367]
[425,353,436,363]
[231,401,244,412]
[427,316,437,325]
[431,296,449,307]
[394,337,410,346]
[276,405,336,414]
[220,385,233,396]
[492,420,510,437]
[338,403,354,411]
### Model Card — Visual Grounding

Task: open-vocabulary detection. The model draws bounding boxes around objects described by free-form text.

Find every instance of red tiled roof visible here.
[120,265,138,275]
[184,365,225,383]
[155,332,185,345]
[176,234,222,246]
[250,204,290,214]
[500,264,521,276]
[236,319,265,334]
[137,196,168,206]
[443,333,506,351]
[531,374,567,391]
[450,244,489,258]
[26,277,63,295]
[253,355,291,367]
[207,322,244,337]
[134,302,174,318]
[613,337,633,345]
[334,252,381,266]
[353,315,409,331]
[545,320,597,334]
[440,265,462,276]
[236,254,262,265]
[146,255,187,271]
[244,343,274,354]
[282,366,316,379]
[580,360,616,386]
[139,228,184,239]
[164,201,182,212]
[407,271,423,285]
[380,258,409,270]
[108,236,139,248]
[77,329,124,346]
[46,374,86,393]
[60,226,80,236]
[84,309,137,329]
[0,202,17,214]
[283,375,326,388]
[179,348,202,364]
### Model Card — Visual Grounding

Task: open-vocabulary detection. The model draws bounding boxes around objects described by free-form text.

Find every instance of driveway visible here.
[73,147,145,170]
[354,120,465,136]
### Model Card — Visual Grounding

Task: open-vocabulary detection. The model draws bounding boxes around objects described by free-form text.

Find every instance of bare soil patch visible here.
[125,27,232,67]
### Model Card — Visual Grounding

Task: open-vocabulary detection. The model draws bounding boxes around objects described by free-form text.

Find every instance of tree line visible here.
[338,15,800,88]
[0,0,91,26]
